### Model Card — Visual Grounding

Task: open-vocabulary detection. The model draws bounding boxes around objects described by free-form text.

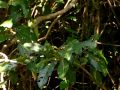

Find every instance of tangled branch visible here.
[33,0,77,28]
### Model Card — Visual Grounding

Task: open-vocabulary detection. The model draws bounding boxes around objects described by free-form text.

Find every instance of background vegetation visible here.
[0,0,120,90]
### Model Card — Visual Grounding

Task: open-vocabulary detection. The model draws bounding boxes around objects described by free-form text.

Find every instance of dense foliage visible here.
[0,0,120,90]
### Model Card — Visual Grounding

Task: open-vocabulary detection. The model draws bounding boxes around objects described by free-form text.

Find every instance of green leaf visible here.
[37,62,56,89]
[66,67,76,83]
[89,51,108,76]
[0,19,13,28]
[65,28,77,34]
[16,25,37,43]
[9,71,18,84]
[59,39,82,61]
[81,39,97,49]
[0,63,16,72]
[18,44,31,56]
[98,60,108,76]
[9,11,22,24]
[18,42,41,57]
[59,47,72,61]
[67,39,82,54]
[67,16,77,21]
[89,58,99,70]
[56,0,64,3]
[0,34,7,43]
[79,57,88,65]
[0,1,8,8]
[90,67,103,86]
[58,60,69,79]
[60,80,69,90]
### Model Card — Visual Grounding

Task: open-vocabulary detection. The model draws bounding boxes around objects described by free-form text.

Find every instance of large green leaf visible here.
[58,60,69,79]
[59,39,82,61]
[18,42,41,57]
[0,19,13,28]
[16,25,37,43]
[37,62,56,89]
[59,39,96,61]
[89,50,108,76]
[81,39,97,49]
[58,46,72,61]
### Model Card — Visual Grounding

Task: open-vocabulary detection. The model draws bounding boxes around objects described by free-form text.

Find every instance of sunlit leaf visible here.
[67,16,77,21]
[59,47,72,61]
[18,42,41,57]
[0,63,16,72]
[0,19,13,28]
[59,39,82,61]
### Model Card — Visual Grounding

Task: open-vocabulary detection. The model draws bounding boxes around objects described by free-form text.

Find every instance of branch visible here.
[96,41,120,47]
[0,52,25,65]
[33,0,77,28]
[37,0,74,42]
[37,17,60,42]
[0,52,17,63]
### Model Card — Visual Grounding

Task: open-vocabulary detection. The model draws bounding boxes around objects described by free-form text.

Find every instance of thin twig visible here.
[37,0,77,42]
[37,16,60,42]
[96,41,120,47]
[33,0,77,28]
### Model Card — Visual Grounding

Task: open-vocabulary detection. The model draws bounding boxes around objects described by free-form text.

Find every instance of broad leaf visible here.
[81,39,97,49]
[59,39,82,61]
[16,25,37,42]
[0,19,13,28]
[89,50,108,76]
[37,62,56,89]
[58,60,69,79]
